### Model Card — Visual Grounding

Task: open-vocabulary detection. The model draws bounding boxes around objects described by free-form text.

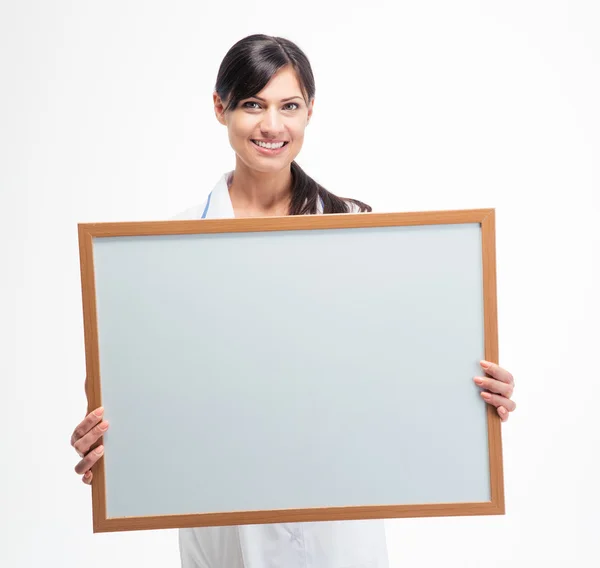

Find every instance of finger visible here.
[480,361,514,385]
[480,391,517,413]
[497,406,510,422]
[71,407,105,446]
[73,420,109,457]
[473,376,514,399]
[75,445,104,476]
[82,471,93,485]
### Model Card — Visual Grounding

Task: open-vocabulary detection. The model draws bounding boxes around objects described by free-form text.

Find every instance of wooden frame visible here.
[78,208,503,533]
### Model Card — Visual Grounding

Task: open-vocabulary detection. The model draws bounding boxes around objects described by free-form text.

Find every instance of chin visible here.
[241,154,295,174]
[256,161,291,174]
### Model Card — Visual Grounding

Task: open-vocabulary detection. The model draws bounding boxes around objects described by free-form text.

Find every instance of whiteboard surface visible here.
[92,223,489,518]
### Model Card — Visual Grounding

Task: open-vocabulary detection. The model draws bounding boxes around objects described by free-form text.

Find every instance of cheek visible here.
[288,118,308,144]
[228,116,256,144]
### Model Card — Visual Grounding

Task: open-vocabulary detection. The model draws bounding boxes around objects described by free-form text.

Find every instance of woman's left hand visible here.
[474,361,516,422]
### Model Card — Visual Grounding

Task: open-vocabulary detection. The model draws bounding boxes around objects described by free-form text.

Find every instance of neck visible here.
[228,159,293,217]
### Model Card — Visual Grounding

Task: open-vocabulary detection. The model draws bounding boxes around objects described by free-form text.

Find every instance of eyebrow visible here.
[250,96,304,103]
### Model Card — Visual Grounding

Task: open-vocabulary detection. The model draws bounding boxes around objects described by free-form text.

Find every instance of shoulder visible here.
[346,201,365,214]
[315,195,371,215]
[171,201,208,221]
[171,172,232,220]
[343,199,373,214]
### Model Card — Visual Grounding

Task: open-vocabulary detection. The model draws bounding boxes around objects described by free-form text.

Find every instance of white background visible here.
[1,1,599,566]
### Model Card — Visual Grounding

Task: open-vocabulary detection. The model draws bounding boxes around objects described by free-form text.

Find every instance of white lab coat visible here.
[174,172,390,568]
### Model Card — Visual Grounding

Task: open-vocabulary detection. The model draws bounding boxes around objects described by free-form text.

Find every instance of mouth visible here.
[251,140,289,154]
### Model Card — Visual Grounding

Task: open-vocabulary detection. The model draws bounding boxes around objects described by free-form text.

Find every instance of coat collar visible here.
[201,171,235,219]
[202,171,325,219]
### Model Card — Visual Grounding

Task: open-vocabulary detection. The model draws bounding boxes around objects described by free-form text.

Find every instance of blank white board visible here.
[78,210,504,532]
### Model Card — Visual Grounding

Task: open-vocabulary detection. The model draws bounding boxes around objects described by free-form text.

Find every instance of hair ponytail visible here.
[289,161,371,215]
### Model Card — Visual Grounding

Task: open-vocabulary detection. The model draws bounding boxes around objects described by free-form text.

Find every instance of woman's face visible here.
[214,65,313,174]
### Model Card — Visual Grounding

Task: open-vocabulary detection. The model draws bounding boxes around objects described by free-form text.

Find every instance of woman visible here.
[71,34,517,568]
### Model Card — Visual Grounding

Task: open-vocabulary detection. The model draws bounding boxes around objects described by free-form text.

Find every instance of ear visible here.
[213,92,227,125]
[307,98,315,125]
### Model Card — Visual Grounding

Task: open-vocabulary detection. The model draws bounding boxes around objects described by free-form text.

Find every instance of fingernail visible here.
[499,407,507,415]
[95,446,104,455]
[94,407,104,417]
[481,392,492,400]
[480,360,491,369]
[474,377,484,386]
[99,421,109,431]
[84,471,91,478]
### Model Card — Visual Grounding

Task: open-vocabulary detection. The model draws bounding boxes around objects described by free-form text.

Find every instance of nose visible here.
[260,107,284,136]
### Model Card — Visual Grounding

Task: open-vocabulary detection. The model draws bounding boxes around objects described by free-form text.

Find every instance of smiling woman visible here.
[209,34,372,218]
[69,32,517,568]
[217,68,304,162]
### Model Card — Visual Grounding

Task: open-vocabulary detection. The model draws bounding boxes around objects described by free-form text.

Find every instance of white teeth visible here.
[254,140,285,149]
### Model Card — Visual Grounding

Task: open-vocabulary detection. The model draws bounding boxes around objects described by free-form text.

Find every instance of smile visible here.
[252,140,288,150]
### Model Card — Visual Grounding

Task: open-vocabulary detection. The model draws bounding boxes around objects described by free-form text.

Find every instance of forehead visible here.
[254,66,304,100]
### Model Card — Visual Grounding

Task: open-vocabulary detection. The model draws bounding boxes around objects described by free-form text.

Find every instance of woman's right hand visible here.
[71,406,109,485]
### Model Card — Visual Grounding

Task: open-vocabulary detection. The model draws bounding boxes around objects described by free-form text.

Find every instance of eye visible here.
[283,102,299,111]
[242,101,261,110]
